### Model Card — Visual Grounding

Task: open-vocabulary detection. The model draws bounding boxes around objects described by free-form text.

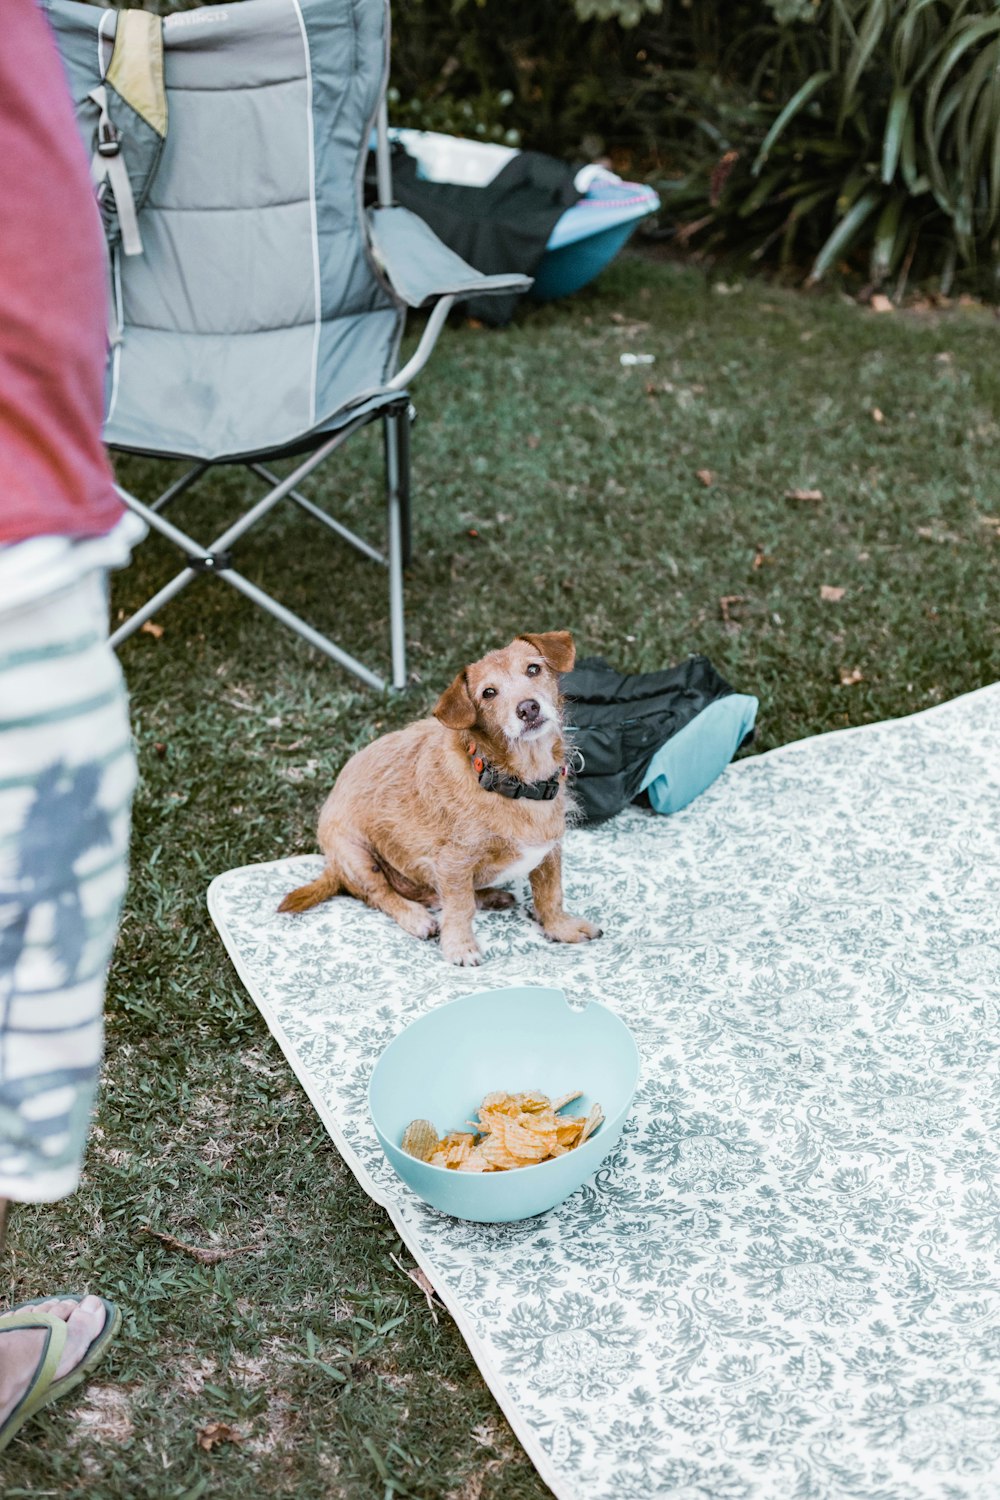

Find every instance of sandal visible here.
[0,1309,68,1453]
[0,1296,121,1453]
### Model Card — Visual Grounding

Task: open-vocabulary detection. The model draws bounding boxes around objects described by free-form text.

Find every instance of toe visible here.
[67,1297,107,1342]
[52,1297,107,1382]
[30,1297,66,1318]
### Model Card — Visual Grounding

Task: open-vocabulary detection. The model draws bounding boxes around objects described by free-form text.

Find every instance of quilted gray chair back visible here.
[44,0,400,461]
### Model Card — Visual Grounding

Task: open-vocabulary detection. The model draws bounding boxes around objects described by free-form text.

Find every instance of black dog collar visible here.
[466,740,567,801]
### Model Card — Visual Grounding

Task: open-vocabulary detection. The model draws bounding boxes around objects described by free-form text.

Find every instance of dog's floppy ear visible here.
[518,630,576,674]
[434,670,477,729]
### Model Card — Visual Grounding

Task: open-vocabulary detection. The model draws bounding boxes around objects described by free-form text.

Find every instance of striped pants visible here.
[0,570,135,1203]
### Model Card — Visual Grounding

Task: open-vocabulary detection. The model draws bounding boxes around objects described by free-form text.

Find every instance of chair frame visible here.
[110,103,455,693]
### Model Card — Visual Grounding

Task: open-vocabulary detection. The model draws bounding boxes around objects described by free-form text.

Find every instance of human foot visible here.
[0,1296,107,1428]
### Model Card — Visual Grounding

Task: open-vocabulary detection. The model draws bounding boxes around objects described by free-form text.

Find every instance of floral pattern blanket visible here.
[208,687,1000,1500]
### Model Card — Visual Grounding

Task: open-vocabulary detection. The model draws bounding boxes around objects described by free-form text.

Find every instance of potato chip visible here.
[457,1144,492,1173]
[479,1091,517,1114]
[555,1116,586,1147]
[404,1088,604,1172]
[491,1110,555,1166]
[517,1106,559,1155]
[400,1118,438,1162]
[442,1134,475,1169]
[511,1091,553,1114]
[577,1103,604,1145]
[479,1134,524,1170]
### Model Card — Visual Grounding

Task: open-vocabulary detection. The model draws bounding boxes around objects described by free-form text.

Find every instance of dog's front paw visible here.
[543,914,603,945]
[440,932,483,966]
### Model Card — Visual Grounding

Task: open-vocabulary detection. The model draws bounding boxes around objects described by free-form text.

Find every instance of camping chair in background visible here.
[45,0,531,690]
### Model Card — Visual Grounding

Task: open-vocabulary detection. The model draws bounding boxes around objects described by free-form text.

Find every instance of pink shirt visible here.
[0,0,123,544]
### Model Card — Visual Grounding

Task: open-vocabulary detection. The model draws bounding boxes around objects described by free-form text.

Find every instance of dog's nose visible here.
[516,698,541,722]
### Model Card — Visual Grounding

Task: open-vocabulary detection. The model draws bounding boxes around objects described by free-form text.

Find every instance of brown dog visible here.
[278,631,602,965]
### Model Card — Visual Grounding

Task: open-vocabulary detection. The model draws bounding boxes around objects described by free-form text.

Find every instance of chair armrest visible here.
[368,205,533,309]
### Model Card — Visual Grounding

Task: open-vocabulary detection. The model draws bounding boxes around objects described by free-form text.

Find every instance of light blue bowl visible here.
[368,986,639,1222]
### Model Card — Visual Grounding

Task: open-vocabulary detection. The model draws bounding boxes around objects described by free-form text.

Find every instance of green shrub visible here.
[697,0,1000,291]
[387,0,760,163]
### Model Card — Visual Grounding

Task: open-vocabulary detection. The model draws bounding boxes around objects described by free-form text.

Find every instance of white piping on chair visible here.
[290,0,321,430]
[96,8,114,75]
[106,249,124,425]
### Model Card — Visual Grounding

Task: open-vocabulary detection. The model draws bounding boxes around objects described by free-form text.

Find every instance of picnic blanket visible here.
[208,685,1000,1500]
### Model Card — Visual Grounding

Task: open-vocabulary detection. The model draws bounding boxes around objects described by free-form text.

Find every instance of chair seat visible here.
[106,322,407,468]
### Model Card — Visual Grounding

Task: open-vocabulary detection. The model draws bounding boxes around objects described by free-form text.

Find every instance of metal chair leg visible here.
[384,410,407,690]
[111,409,407,690]
[399,403,414,569]
[150,461,211,513]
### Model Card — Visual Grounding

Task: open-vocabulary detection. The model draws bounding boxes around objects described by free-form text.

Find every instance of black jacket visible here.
[562,655,747,823]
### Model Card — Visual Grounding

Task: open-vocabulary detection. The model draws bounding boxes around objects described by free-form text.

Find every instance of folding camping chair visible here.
[45,0,531,690]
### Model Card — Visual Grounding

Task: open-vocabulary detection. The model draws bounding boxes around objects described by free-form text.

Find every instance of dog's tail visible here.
[278,865,342,914]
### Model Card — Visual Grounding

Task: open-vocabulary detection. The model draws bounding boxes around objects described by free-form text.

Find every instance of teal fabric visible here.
[638,692,758,814]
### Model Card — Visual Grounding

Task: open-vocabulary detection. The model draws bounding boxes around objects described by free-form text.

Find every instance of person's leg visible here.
[0,569,135,1437]
[0,568,134,1202]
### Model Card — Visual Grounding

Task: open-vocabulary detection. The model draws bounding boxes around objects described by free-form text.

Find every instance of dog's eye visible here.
[526,663,541,677]
[482,686,497,699]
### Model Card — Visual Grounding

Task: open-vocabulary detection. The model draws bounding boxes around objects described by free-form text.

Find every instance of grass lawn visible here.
[4,255,999,1498]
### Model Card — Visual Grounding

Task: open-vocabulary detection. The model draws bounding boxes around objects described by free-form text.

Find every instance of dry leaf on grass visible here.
[390,1252,443,1323]
[695,468,715,487]
[785,487,823,502]
[197,1421,245,1452]
[820,585,846,602]
[138,1225,259,1264]
[140,620,164,639]
[718,595,746,625]
[839,667,864,686]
